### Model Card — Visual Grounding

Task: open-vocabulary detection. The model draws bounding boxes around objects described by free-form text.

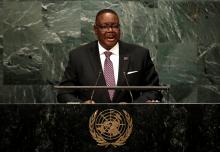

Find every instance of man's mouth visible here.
[106,36,116,42]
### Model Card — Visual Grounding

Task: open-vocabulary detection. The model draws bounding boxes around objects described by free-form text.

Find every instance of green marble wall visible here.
[0,0,219,103]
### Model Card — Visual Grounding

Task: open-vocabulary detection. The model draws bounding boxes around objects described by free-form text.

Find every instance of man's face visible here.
[94,12,120,50]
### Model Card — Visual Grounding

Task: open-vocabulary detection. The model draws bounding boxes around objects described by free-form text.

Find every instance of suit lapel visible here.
[87,41,110,101]
[113,41,130,102]
[88,41,102,77]
[117,41,130,86]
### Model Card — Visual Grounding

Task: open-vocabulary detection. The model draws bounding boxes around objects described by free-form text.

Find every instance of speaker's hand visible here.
[83,100,96,104]
[145,100,159,103]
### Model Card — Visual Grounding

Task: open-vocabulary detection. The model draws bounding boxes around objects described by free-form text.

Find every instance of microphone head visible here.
[123,56,129,61]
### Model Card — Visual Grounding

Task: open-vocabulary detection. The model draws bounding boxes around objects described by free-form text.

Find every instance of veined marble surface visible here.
[0,0,220,103]
[0,104,219,151]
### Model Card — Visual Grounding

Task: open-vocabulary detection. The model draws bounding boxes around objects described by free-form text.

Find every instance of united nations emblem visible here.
[89,109,133,147]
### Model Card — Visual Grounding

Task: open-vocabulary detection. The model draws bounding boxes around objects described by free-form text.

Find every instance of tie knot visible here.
[104,51,112,58]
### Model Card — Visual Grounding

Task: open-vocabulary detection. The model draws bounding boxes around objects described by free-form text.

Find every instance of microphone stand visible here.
[123,72,134,103]
[90,71,102,101]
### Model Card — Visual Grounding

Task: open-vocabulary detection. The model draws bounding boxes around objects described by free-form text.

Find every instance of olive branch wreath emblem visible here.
[89,109,133,148]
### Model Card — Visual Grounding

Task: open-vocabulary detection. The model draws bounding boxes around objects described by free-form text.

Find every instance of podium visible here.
[0,104,219,151]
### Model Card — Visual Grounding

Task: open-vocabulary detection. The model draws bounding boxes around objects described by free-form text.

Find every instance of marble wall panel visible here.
[198,85,220,102]
[196,0,220,43]
[0,0,3,101]
[0,45,2,102]
[158,0,220,43]
[195,1,220,101]
[197,43,220,102]
[0,85,56,103]
[2,1,81,85]
[42,41,81,84]
[0,1,3,35]
[168,84,198,102]
[41,0,81,43]
[3,1,44,84]
[0,39,2,83]
[41,1,81,83]
[156,42,198,85]
[156,42,198,102]
[157,0,198,43]
[198,43,220,85]
[0,38,2,71]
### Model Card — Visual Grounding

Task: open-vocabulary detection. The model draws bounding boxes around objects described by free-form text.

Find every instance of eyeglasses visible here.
[95,24,120,31]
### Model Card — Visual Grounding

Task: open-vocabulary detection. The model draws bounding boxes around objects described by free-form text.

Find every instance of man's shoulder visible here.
[119,41,149,52]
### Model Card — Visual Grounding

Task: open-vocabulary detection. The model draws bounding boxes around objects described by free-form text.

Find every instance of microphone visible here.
[123,57,134,102]
[123,72,134,103]
[90,71,102,101]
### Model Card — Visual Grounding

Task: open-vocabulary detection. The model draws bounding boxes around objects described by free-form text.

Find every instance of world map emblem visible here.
[89,109,133,147]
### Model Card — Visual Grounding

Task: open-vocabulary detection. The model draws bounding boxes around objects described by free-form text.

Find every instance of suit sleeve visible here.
[57,51,82,103]
[134,49,163,102]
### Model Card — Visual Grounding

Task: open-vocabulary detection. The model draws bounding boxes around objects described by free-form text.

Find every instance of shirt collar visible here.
[98,41,119,56]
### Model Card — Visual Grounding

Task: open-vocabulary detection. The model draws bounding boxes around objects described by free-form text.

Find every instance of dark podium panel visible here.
[0,104,220,152]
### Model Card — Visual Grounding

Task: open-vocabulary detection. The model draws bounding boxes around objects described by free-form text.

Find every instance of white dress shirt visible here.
[98,42,119,85]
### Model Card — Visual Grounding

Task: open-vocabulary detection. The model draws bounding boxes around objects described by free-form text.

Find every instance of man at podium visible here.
[57,9,162,103]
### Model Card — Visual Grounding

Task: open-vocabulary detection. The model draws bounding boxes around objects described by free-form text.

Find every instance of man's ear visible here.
[93,25,98,35]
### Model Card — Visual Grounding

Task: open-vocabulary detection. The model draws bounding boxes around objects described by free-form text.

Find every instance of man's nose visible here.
[107,26,114,31]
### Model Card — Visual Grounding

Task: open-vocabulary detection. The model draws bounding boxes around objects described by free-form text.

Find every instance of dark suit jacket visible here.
[57,40,162,103]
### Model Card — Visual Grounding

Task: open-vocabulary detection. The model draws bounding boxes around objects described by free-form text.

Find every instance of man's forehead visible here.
[97,11,117,17]
[96,13,119,23]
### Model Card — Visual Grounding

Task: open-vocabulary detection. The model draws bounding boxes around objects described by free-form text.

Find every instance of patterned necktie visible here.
[104,51,116,101]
